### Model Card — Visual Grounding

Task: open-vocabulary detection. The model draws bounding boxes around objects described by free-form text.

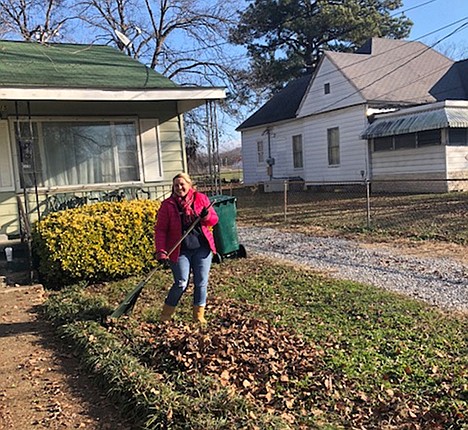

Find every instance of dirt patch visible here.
[0,285,135,430]
[356,238,468,265]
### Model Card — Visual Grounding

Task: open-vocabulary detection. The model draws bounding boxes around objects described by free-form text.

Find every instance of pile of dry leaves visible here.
[121,299,452,428]
[135,300,340,425]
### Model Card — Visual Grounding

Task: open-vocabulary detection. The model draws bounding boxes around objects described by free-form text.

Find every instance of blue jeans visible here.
[165,245,213,307]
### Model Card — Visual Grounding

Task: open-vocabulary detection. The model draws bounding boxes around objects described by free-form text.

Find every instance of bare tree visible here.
[74,0,240,87]
[75,0,246,160]
[0,0,76,42]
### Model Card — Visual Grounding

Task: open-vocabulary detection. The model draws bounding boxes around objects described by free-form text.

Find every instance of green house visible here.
[0,40,225,241]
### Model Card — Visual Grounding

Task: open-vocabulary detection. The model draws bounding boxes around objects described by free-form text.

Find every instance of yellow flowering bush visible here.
[32,200,161,288]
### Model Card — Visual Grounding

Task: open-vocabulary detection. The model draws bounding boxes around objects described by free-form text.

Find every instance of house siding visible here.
[0,193,20,238]
[241,127,269,185]
[446,145,468,191]
[371,144,448,192]
[159,116,186,180]
[298,56,365,117]
[303,105,369,183]
[241,119,305,185]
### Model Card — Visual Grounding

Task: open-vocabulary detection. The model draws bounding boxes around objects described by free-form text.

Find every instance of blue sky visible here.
[396,0,468,59]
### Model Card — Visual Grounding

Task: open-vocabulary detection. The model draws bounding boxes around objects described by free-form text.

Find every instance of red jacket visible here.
[155,192,218,262]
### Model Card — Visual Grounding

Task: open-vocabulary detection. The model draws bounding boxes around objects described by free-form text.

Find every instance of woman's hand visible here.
[199,206,209,219]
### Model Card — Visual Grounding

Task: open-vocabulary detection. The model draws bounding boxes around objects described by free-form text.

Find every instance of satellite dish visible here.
[115,30,131,47]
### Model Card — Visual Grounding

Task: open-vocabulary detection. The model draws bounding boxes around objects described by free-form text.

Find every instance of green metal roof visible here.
[0,40,177,89]
[361,101,468,139]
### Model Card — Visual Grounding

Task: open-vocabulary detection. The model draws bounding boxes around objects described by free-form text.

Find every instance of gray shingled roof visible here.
[236,74,312,130]
[238,38,462,131]
[430,59,468,100]
[326,38,454,104]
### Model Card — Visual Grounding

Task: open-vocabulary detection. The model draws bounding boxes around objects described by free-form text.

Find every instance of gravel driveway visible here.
[238,227,468,313]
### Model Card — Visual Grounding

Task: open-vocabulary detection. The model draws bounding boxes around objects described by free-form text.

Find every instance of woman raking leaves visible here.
[155,172,218,323]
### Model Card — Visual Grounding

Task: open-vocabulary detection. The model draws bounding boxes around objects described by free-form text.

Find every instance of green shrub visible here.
[32,200,160,288]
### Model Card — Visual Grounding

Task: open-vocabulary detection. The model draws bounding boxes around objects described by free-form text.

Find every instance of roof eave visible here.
[0,86,226,104]
[236,116,296,132]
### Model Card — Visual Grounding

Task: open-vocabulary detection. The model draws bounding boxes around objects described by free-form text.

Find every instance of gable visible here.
[297,54,365,117]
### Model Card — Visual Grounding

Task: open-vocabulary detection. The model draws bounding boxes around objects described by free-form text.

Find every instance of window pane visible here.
[394,133,415,149]
[115,123,139,181]
[327,127,340,165]
[374,136,393,152]
[257,140,264,163]
[418,129,440,146]
[42,121,139,187]
[292,135,303,168]
[448,128,467,146]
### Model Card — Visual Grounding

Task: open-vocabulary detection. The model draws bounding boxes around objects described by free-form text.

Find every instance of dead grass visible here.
[232,187,468,246]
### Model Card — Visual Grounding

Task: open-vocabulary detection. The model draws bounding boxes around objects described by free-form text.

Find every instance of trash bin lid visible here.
[210,195,236,205]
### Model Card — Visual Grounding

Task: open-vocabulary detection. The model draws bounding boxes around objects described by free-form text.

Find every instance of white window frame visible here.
[257,140,264,164]
[327,127,340,166]
[139,119,163,182]
[292,134,303,169]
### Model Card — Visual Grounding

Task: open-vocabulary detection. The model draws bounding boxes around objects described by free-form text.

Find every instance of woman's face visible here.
[173,177,191,198]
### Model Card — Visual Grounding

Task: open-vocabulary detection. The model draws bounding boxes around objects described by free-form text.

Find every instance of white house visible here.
[237,38,467,192]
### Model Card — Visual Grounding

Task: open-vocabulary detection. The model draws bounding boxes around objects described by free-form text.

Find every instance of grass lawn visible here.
[43,255,468,429]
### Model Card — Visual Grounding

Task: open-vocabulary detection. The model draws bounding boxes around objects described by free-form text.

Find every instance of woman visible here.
[155,172,218,323]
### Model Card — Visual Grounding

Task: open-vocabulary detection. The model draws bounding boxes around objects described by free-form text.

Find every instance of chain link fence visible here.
[228,179,468,245]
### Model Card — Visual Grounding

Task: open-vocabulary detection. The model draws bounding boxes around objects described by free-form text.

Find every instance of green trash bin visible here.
[209,195,246,263]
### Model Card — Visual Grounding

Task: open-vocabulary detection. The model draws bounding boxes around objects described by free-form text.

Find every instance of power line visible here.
[394,0,439,15]
[310,19,468,114]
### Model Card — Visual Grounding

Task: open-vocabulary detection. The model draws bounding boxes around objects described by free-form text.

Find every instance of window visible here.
[373,136,393,152]
[448,128,468,146]
[15,120,140,188]
[417,129,440,147]
[373,130,442,152]
[257,140,264,163]
[394,133,415,150]
[292,135,303,168]
[327,127,340,166]
[324,83,330,94]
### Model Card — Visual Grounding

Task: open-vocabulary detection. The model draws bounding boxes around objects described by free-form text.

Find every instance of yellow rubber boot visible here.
[193,305,207,324]
[160,304,176,322]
